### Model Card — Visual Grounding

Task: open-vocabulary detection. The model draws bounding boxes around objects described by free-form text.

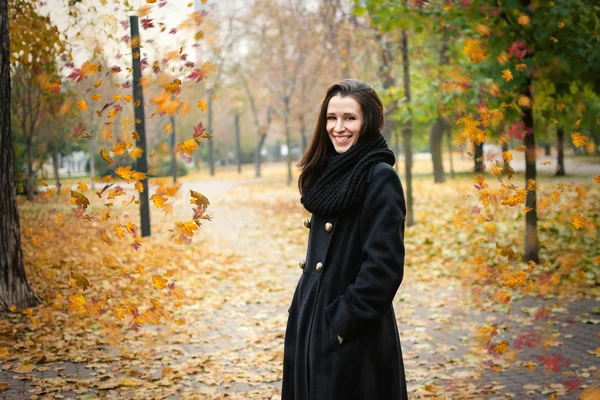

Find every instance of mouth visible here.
[333,135,352,144]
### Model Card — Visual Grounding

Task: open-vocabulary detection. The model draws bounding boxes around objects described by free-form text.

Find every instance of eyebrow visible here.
[326,112,358,116]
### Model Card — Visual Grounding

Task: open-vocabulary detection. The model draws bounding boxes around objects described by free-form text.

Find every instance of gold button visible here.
[315,262,323,272]
[304,218,311,228]
[299,259,306,269]
[325,222,333,232]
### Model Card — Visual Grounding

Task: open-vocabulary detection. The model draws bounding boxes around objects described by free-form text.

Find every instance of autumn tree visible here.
[9,0,65,201]
[1,0,40,310]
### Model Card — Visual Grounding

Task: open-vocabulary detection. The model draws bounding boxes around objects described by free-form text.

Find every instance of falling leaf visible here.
[150,193,169,209]
[516,145,526,151]
[111,142,127,155]
[70,191,90,210]
[175,220,199,237]
[197,100,208,111]
[67,294,87,316]
[130,147,143,160]
[100,229,113,245]
[177,139,199,156]
[100,148,114,164]
[190,190,209,208]
[77,100,88,111]
[502,189,527,206]
[152,275,168,290]
[94,79,102,88]
[493,340,510,355]
[77,182,88,192]
[70,272,90,291]
[558,21,565,29]
[572,132,588,147]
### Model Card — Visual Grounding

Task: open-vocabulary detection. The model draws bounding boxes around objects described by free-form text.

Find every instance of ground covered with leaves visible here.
[1,170,599,399]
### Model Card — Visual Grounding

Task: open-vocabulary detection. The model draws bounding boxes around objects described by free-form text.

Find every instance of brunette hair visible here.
[297,79,384,195]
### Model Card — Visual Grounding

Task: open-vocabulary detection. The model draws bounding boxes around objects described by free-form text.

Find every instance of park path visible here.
[2,177,598,399]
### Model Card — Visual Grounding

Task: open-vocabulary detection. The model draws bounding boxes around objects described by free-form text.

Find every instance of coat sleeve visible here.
[325,164,406,340]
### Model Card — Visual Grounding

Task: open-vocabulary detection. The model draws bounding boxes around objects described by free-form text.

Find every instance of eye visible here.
[327,116,336,120]
[345,116,355,120]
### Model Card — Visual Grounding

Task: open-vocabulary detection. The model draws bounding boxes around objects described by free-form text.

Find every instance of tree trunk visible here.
[130,16,151,237]
[447,122,454,179]
[208,95,214,176]
[284,99,292,185]
[401,28,414,227]
[0,0,40,310]
[522,82,539,263]
[26,136,33,201]
[255,132,267,178]
[543,143,551,156]
[235,112,241,174]
[52,150,61,194]
[299,113,307,156]
[430,116,446,183]
[474,143,484,172]
[555,125,565,176]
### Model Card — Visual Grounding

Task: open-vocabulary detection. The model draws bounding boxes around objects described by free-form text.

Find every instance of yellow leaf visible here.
[175,220,199,237]
[111,142,127,155]
[150,193,168,209]
[190,190,209,208]
[452,210,467,228]
[130,147,143,160]
[503,271,527,289]
[100,148,114,164]
[149,150,156,158]
[501,69,513,81]
[174,317,186,326]
[502,151,512,162]
[67,294,87,316]
[197,100,208,111]
[572,213,587,229]
[551,192,560,203]
[493,340,509,355]
[100,229,114,245]
[152,275,168,290]
[91,94,102,101]
[70,191,90,209]
[525,361,536,372]
[573,119,581,128]
[502,189,527,206]
[77,182,88,192]
[124,94,133,103]
[77,100,88,111]
[70,272,90,291]
[572,132,588,147]
[94,79,102,88]
[176,139,199,156]
[515,145,526,152]
[558,21,565,29]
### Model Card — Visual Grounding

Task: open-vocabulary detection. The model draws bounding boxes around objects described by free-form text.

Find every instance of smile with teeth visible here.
[334,135,352,143]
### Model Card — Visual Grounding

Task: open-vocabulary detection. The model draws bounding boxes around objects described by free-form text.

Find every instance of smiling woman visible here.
[283,79,408,399]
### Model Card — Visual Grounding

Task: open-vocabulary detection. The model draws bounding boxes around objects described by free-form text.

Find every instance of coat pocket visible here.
[326,315,343,352]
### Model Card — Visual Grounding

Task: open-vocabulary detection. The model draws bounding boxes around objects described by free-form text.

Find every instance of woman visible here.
[282,79,408,400]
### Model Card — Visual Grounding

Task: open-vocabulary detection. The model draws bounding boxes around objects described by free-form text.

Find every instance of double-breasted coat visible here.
[282,162,408,400]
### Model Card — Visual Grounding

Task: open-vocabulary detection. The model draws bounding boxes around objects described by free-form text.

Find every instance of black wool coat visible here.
[282,162,408,400]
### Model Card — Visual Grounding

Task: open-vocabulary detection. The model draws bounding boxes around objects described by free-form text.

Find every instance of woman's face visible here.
[326,94,363,154]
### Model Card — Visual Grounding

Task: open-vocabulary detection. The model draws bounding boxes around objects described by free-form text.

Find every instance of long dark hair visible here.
[297,79,385,196]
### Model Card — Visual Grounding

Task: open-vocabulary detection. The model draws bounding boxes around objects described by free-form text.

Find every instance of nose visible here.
[334,118,345,132]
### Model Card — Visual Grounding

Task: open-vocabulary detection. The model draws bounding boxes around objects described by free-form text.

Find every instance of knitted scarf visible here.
[301,133,395,217]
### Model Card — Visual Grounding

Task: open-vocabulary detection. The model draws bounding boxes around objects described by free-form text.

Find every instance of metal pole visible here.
[130,15,151,237]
